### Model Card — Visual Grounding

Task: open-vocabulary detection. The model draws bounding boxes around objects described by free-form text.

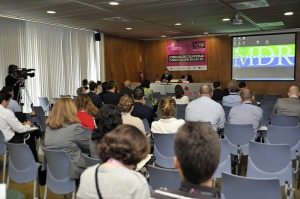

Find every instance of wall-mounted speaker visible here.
[94,32,101,41]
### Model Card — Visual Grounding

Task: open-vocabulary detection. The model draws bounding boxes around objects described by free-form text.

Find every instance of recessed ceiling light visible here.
[175,23,182,26]
[222,18,230,21]
[109,1,119,5]
[126,28,132,30]
[284,12,293,16]
[161,35,166,38]
[203,32,209,34]
[47,11,56,14]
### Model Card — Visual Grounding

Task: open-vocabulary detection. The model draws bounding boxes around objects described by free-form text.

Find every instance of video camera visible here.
[14,68,35,79]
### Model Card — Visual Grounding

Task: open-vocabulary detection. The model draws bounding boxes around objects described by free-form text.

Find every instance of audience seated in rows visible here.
[222,80,241,107]
[237,81,258,106]
[76,87,99,117]
[141,80,156,107]
[90,104,122,158]
[77,124,150,199]
[118,95,145,134]
[98,81,108,100]
[185,85,225,132]
[228,89,263,131]
[96,80,102,94]
[102,81,120,106]
[172,85,190,105]
[81,79,89,92]
[131,86,156,126]
[212,81,226,101]
[75,94,96,131]
[119,80,134,97]
[151,96,185,134]
[272,85,300,122]
[44,98,90,179]
[87,81,102,109]
[152,122,221,198]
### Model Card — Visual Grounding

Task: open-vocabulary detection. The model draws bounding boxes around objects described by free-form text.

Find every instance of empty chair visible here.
[247,141,293,187]
[43,148,76,199]
[38,97,50,113]
[222,172,281,199]
[148,165,180,190]
[6,142,40,199]
[0,130,7,183]
[82,153,102,167]
[153,133,176,168]
[260,100,276,107]
[60,95,72,98]
[224,110,230,122]
[31,106,45,116]
[37,115,48,132]
[213,139,231,180]
[176,104,187,120]
[270,114,298,126]
[261,106,273,125]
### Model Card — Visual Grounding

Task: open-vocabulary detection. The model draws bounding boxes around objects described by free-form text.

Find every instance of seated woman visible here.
[90,104,122,158]
[172,84,190,105]
[151,96,185,134]
[141,80,156,106]
[75,94,95,131]
[44,98,90,179]
[118,95,145,134]
[77,124,150,199]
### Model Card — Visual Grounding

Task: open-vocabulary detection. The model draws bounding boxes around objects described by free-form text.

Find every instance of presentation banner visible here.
[166,40,207,71]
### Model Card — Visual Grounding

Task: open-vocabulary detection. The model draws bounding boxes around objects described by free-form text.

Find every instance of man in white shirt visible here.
[185,85,225,131]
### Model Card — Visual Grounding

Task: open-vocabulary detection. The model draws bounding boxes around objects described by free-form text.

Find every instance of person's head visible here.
[238,81,247,89]
[107,80,116,91]
[76,87,86,96]
[133,86,144,100]
[240,89,253,102]
[227,80,238,93]
[98,124,150,166]
[118,95,134,113]
[288,85,300,97]
[91,104,122,141]
[75,94,92,111]
[82,79,88,86]
[158,96,176,118]
[174,122,220,185]
[141,80,150,88]
[101,82,108,92]
[1,86,14,98]
[124,80,131,88]
[97,81,102,86]
[46,98,80,129]
[213,81,221,89]
[89,81,98,92]
[199,85,213,97]
[0,91,11,107]
[164,69,170,75]
[184,71,188,76]
[175,85,184,99]
[8,64,18,75]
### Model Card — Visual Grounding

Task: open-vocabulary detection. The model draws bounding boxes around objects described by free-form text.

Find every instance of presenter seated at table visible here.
[181,71,193,83]
[160,69,173,83]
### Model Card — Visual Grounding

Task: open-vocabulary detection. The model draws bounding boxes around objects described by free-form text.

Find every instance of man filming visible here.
[5,64,20,101]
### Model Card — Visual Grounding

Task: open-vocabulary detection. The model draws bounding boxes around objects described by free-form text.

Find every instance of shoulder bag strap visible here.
[95,164,104,199]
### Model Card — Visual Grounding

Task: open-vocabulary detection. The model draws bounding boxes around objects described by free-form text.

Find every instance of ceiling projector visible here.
[229,14,243,25]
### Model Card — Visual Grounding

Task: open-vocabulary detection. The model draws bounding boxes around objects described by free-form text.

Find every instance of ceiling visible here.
[0,0,299,40]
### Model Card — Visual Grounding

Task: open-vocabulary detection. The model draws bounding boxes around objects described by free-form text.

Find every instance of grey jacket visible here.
[272,97,300,122]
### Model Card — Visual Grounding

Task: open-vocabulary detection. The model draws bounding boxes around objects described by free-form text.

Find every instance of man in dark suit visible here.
[87,81,102,109]
[272,85,300,122]
[119,80,134,97]
[212,81,225,101]
[131,86,156,126]
[181,71,193,83]
[160,69,173,83]
[102,80,120,106]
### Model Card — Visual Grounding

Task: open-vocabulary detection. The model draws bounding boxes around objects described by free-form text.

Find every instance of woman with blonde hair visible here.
[118,95,146,134]
[75,94,95,131]
[151,96,185,134]
[44,98,90,179]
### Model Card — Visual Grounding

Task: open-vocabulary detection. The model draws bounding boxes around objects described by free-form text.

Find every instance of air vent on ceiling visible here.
[231,0,269,10]
[103,16,132,22]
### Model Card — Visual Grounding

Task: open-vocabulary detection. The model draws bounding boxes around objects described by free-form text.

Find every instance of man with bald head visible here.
[228,89,263,131]
[185,85,225,131]
[119,80,134,97]
[272,85,300,122]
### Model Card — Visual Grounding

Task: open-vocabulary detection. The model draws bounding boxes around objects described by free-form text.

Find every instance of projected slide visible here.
[232,33,296,80]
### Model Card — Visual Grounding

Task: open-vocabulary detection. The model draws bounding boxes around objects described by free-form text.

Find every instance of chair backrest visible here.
[82,153,102,167]
[84,127,92,138]
[270,114,299,126]
[222,172,281,199]
[266,125,300,160]
[43,148,76,194]
[153,133,176,168]
[260,100,276,107]
[265,95,281,100]
[247,141,293,185]
[142,118,151,133]
[52,97,60,104]
[213,139,231,179]
[5,142,37,183]
[144,97,152,108]
[224,123,255,155]
[254,94,264,102]
[148,165,180,190]
[37,115,48,131]
[72,95,78,99]
[0,130,6,155]
[176,104,187,120]
[60,95,72,98]
[166,93,175,97]
[31,106,45,116]
[222,106,232,112]
[38,97,50,112]
[261,106,273,125]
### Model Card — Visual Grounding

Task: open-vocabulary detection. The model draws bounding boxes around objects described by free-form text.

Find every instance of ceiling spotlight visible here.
[161,35,166,38]
[126,28,132,30]
[203,32,209,35]
[175,23,182,26]
[284,12,293,16]
[222,18,230,21]
[109,1,119,5]
[46,11,56,14]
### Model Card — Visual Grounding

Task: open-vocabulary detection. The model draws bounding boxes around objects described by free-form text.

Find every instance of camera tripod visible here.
[16,79,33,112]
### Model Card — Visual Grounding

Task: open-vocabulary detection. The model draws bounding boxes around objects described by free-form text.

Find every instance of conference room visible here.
[0,0,300,198]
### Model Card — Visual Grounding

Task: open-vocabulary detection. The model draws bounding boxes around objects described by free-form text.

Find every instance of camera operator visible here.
[5,64,20,102]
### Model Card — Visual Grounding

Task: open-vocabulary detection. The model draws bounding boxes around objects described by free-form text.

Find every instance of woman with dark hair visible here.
[151,96,185,134]
[77,124,150,199]
[90,104,122,158]
[172,85,190,105]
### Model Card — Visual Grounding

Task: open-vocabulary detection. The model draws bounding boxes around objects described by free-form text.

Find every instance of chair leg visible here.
[72,192,75,199]
[33,180,37,199]
[6,175,9,188]
[2,154,6,183]
[43,185,47,199]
